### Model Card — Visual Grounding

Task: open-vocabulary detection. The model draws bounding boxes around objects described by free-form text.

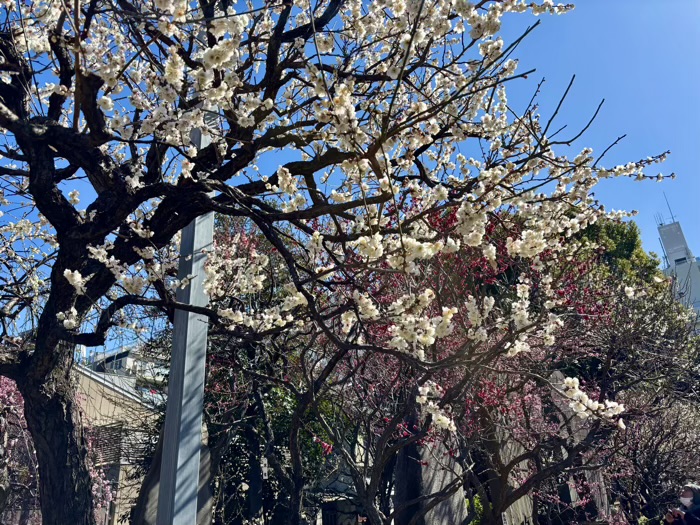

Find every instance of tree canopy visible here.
[0,1,685,524]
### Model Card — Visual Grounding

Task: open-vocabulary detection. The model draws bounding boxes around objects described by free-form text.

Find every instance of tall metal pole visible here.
[157,125,214,525]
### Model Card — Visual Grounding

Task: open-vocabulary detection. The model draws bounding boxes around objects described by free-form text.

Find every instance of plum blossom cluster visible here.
[0,0,673,383]
[57,307,79,330]
[203,238,270,300]
[563,377,625,428]
[383,290,458,361]
[64,269,88,296]
[416,381,457,432]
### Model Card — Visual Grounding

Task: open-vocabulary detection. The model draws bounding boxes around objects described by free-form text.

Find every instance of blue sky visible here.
[6,1,697,261]
[500,0,700,260]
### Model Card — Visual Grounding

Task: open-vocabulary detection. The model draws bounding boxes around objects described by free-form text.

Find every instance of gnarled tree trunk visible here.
[18,362,96,525]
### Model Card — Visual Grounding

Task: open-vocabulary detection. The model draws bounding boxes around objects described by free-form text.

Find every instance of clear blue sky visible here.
[500,0,700,260]
[22,2,700,263]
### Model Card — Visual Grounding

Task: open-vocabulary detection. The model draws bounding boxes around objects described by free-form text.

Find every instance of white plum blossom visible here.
[507,230,548,258]
[353,291,380,321]
[164,49,185,90]
[203,240,269,300]
[218,308,244,324]
[562,377,625,424]
[456,203,487,247]
[68,190,80,206]
[97,96,114,111]
[505,338,530,357]
[416,382,457,432]
[315,34,334,54]
[351,233,384,261]
[511,299,530,330]
[341,311,357,334]
[56,307,79,330]
[281,291,308,312]
[63,269,87,295]
[275,166,298,195]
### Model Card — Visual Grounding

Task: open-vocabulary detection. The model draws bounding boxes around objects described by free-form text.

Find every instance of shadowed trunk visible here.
[18,368,96,525]
[394,438,423,525]
[245,423,264,523]
[394,441,468,525]
[287,406,307,525]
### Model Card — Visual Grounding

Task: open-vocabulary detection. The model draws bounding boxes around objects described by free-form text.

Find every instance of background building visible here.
[658,220,700,319]
[73,347,165,524]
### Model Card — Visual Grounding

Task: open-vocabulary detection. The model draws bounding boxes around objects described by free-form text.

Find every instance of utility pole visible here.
[157,124,214,524]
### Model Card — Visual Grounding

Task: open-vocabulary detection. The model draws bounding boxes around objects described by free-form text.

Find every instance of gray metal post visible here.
[157,125,214,525]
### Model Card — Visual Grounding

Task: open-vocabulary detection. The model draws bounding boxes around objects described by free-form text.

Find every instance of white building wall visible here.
[659,221,700,317]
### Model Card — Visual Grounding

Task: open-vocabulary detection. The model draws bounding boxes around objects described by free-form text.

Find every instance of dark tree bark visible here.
[394,440,424,525]
[17,362,96,525]
[394,434,468,525]
[245,422,264,523]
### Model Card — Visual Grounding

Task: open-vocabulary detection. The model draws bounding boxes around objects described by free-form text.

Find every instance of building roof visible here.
[74,363,156,408]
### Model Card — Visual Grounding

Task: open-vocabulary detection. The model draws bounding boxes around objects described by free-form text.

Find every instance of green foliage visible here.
[583,220,661,283]
[263,386,332,481]
[465,494,484,524]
